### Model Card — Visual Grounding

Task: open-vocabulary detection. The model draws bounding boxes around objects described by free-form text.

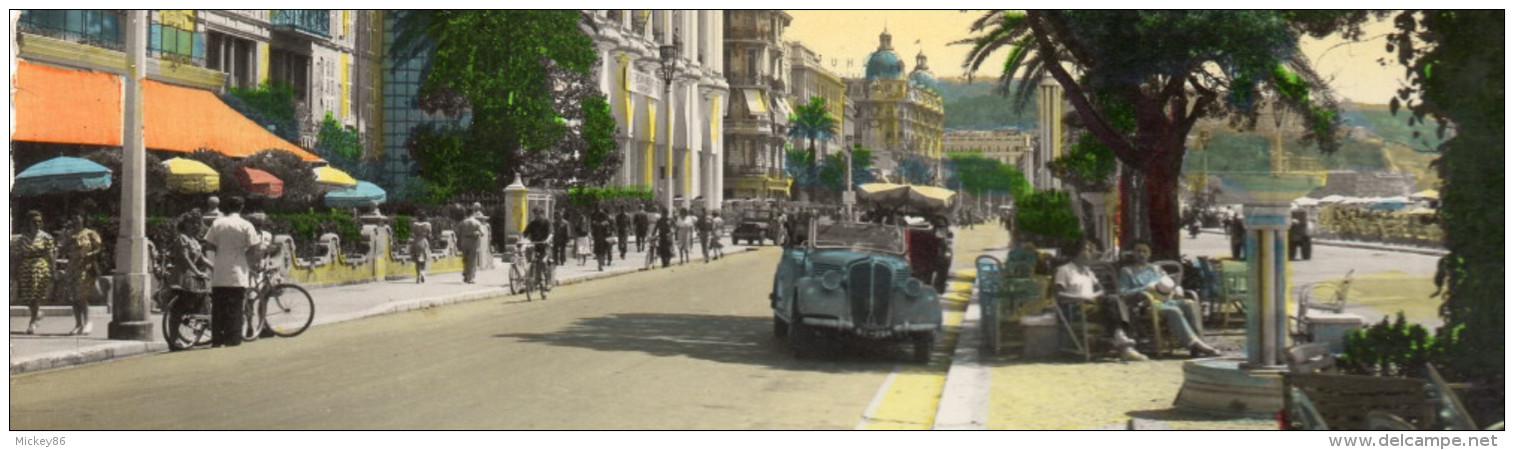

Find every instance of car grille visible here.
[812,262,843,274]
[848,260,893,328]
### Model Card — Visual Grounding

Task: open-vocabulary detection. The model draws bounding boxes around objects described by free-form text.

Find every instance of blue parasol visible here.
[323,181,387,207]
[12,156,113,196]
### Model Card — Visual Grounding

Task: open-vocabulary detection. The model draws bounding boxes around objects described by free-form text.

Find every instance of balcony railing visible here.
[271,10,329,37]
[17,10,125,51]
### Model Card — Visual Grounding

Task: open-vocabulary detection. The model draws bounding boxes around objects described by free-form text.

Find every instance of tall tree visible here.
[390,11,602,194]
[958,10,1374,258]
[1386,10,1504,382]
[786,96,839,200]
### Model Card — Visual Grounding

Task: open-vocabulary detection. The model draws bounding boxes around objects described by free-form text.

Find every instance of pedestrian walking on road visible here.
[696,210,712,263]
[411,213,433,283]
[1226,214,1246,260]
[457,208,485,283]
[203,196,262,348]
[615,206,630,260]
[710,211,725,260]
[12,210,56,335]
[592,206,613,270]
[62,214,103,336]
[653,207,675,268]
[676,208,694,265]
[552,210,571,267]
[633,204,650,252]
[573,210,592,266]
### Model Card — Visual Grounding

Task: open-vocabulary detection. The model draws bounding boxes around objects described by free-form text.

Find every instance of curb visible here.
[10,340,168,375]
[9,246,763,375]
[1199,229,1446,257]
[933,280,989,430]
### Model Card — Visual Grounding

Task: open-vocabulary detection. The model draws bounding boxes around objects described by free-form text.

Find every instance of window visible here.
[19,10,124,51]
[149,22,203,65]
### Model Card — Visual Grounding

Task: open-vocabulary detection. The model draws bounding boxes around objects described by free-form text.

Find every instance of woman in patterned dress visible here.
[411,213,433,283]
[63,214,104,335]
[13,211,55,335]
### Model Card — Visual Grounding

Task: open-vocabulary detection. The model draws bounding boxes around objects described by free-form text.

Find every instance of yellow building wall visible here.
[340,53,350,119]
[257,42,270,85]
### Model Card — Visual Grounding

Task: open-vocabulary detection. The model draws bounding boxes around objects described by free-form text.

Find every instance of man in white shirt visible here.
[203,196,262,348]
[1055,239,1146,362]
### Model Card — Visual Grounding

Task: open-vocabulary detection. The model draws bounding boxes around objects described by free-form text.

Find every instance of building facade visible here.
[16,10,374,147]
[943,129,1033,166]
[586,10,728,210]
[844,29,944,183]
[785,41,851,159]
[722,10,793,199]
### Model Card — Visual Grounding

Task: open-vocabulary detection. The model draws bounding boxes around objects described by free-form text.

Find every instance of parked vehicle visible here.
[769,219,943,363]
[732,208,778,245]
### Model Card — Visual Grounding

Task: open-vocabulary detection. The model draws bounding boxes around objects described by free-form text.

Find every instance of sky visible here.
[783,10,1405,105]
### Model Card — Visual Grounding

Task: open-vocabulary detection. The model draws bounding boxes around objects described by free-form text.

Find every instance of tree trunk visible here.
[1143,155,1183,261]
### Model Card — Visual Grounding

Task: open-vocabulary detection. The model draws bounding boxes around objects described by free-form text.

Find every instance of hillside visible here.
[937,79,1039,130]
[937,81,1444,189]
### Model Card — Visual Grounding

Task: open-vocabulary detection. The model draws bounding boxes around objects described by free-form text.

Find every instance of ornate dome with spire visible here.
[908,50,940,94]
[865,28,904,80]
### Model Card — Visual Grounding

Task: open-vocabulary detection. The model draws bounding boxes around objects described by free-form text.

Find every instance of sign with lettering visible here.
[628,67,661,99]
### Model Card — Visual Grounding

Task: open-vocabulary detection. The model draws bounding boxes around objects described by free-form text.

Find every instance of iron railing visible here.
[272,10,330,37]
[17,10,125,51]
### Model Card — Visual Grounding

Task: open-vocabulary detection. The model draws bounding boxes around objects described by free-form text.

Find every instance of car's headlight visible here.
[821,271,843,291]
[903,278,923,297]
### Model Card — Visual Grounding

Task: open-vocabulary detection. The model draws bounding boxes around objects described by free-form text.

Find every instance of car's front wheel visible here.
[912,331,936,364]
[772,315,789,338]
[789,308,815,358]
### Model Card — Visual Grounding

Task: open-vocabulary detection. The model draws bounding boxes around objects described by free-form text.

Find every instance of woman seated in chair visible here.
[1116,241,1221,357]
[1055,239,1147,362]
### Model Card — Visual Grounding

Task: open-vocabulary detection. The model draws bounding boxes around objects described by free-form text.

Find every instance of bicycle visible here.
[510,241,554,301]
[162,275,213,351]
[251,265,315,338]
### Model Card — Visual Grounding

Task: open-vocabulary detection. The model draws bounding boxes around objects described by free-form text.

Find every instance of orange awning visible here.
[11,60,321,162]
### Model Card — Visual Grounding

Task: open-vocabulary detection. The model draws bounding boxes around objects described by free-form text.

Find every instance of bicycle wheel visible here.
[262,284,316,338]
[242,294,264,342]
[163,293,210,351]
[509,262,526,295]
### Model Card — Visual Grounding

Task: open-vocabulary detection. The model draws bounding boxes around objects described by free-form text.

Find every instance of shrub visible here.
[1337,312,1447,378]
[1015,189,1083,248]
[394,215,412,245]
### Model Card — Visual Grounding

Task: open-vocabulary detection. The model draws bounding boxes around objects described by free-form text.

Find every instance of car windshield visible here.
[811,221,905,254]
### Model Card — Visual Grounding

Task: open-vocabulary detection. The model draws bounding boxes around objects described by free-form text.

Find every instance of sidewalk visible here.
[9,240,756,375]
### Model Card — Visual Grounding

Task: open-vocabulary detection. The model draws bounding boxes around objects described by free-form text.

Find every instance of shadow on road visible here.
[496,313,909,373]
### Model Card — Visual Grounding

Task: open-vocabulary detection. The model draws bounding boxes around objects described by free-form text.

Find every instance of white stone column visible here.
[111,10,153,340]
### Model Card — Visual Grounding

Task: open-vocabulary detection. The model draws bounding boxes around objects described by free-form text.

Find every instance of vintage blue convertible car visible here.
[769,220,943,363]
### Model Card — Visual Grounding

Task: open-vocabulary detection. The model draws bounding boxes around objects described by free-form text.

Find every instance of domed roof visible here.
[865,29,904,80]
[908,50,940,94]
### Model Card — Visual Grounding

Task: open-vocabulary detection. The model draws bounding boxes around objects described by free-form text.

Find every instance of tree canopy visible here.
[958,10,1377,257]
[1386,10,1504,383]
[391,11,612,194]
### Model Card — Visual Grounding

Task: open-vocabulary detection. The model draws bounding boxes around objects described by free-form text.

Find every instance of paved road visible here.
[1181,230,1443,327]
[10,246,920,430]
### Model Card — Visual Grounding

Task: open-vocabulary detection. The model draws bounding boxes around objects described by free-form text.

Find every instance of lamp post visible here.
[658,36,680,215]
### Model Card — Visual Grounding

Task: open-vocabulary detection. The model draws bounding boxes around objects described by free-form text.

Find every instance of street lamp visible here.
[658,35,680,215]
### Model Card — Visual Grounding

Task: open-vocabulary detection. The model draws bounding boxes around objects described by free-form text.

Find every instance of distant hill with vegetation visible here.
[938,78,1038,130]
[935,79,1443,189]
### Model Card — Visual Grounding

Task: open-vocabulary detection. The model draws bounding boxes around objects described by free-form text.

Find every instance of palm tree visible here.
[786,96,838,200]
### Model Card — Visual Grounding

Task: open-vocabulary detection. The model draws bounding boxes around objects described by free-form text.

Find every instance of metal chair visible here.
[1215,261,1250,327]
[1301,269,1354,314]
[975,255,1005,356]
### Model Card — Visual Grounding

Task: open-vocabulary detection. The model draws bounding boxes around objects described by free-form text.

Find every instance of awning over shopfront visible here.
[12,60,321,162]
[237,167,284,198]
[162,157,220,193]
[742,89,769,116]
[772,96,794,121]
